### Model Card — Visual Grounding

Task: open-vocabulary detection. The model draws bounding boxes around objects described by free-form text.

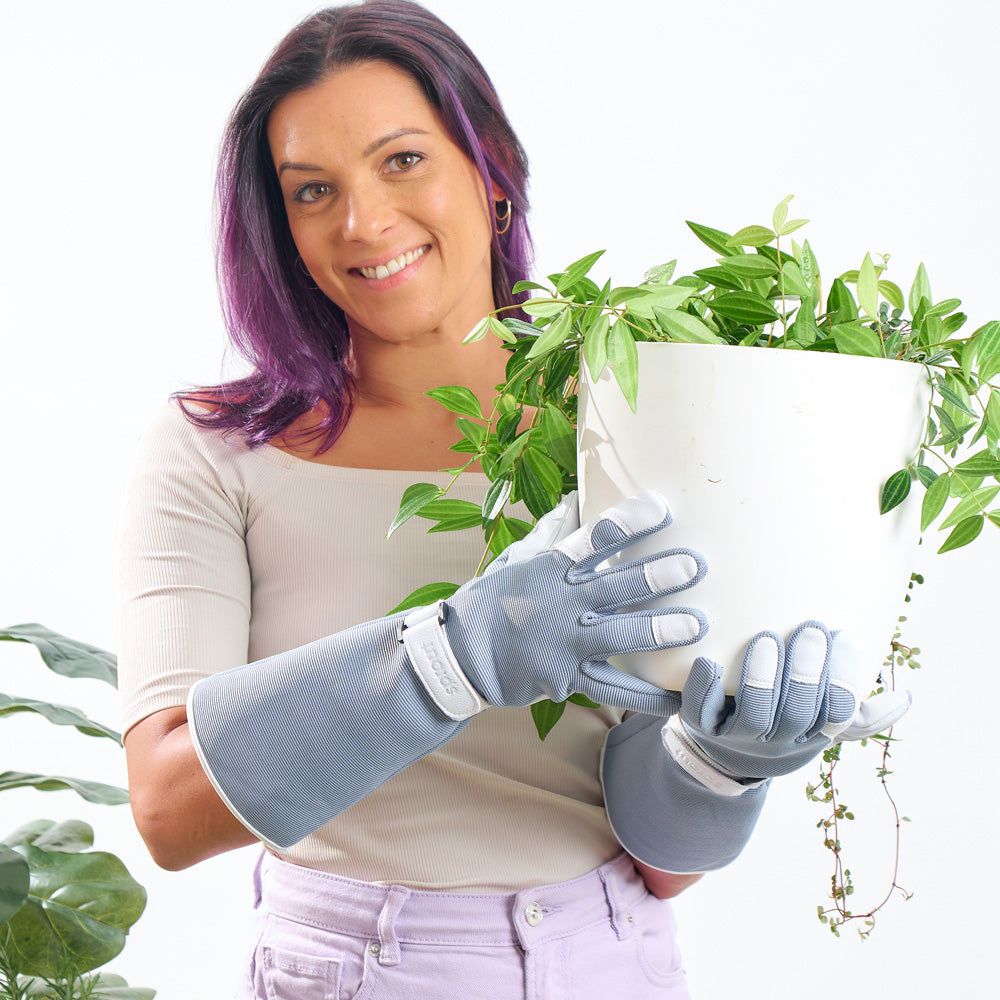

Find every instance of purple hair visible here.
[182,0,532,450]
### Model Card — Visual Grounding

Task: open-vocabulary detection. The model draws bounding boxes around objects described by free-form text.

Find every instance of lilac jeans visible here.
[241,851,691,999]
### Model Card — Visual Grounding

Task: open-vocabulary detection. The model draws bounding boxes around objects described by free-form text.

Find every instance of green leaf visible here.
[517,449,562,519]
[521,297,567,318]
[454,417,486,448]
[915,464,939,488]
[925,297,962,319]
[540,403,577,474]
[772,195,793,232]
[583,312,611,382]
[557,249,606,291]
[526,306,574,360]
[654,308,722,345]
[426,386,483,420]
[387,482,444,537]
[1,844,146,977]
[686,221,736,256]
[939,485,1000,529]
[955,449,1000,477]
[779,218,809,236]
[385,582,460,615]
[463,315,490,344]
[921,472,951,530]
[0,626,117,688]
[488,515,533,557]
[567,692,602,709]
[938,514,984,553]
[607,285,653,309]
[879,469,911,514]
[777,261,811,298]
[827,278,859,324]
[487,316,517,344]
[858,253,879,319]
[832,323,885,358]
[936,380,977,418]
[0,845,29,923]
[707,291,780,325]
[643,260,677,284]
[716,254,778,278]
[692,266,744,292]
[878,280,905,311]
[10,820,96,854]
[908,263,932,318]
[975,320,1000,368]
[416,498,484,532]
[943,312,968,337]
[624,283,696,319]
[0,694,122,744]
[497,430,532,475]
[482,477,513,523]
[0,772,129,805]
[530,699,566,740]
[502,318,541,341]
[512,279,550,294]
[607,321,639,412]
[726,225,776,248]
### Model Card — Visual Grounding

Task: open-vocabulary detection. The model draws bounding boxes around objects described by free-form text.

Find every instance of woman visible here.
[119,2,909,996]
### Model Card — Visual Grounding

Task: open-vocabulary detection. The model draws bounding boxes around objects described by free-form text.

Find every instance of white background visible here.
[1,0,997,996]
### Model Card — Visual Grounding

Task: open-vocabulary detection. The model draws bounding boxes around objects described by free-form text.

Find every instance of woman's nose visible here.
[339,182,396,243]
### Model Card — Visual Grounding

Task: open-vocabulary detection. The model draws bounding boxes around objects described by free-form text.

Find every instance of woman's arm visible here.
[632,859,704,899]
[124,705,258,870]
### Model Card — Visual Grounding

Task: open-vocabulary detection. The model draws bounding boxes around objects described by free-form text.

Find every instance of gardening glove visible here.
[189,490,708,849]
[601,622,912,873]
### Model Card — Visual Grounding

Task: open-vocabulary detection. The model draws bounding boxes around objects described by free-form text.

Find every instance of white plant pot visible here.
[578,342,930,693]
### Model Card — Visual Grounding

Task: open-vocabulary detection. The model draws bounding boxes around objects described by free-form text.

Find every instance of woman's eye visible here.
[387,151,422,172]
[293,183,331,204]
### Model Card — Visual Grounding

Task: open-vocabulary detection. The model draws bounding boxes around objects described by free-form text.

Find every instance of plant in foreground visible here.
[0,626,153,1000]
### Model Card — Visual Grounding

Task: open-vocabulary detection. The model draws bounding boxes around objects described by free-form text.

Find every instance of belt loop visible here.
[251,849,266,909]
[376,886,411,966]
[599,863,634,941]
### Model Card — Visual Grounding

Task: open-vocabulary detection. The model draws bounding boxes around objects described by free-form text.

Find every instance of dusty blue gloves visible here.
[601,622,913,873]
[188,490,707,849]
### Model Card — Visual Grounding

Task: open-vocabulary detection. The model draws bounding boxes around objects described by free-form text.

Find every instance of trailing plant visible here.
[0,626,153,1000]
[388,197,1000,741]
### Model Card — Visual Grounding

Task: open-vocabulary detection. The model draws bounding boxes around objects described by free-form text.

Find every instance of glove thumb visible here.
[828,689,912,742]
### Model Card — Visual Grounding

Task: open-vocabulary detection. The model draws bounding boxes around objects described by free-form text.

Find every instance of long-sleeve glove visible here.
[600,622,912,874]
[188,490,708,849]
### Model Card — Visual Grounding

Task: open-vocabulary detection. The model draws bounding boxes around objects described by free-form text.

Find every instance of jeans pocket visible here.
[632,896,687,989]
[260,945,341,1000]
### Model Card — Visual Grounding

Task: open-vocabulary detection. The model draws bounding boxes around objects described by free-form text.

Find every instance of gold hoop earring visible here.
[495,198,512,236]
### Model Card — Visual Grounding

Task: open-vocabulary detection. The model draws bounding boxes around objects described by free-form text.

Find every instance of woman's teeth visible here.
[358,246,427,280]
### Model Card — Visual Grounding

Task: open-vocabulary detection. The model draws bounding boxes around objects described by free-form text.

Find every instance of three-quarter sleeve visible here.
[118,403,252,733]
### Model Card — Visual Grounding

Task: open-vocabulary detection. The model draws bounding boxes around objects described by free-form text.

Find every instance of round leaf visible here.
[2,845,147,977]
[0,845,29,923]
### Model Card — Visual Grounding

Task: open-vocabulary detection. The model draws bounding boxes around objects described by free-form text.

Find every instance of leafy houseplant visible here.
[386,198,1000,933]
[0,625,153,1000]
[389,197,999,732]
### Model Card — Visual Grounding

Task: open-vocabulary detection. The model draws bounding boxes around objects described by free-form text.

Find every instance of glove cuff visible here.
[400,601,484,720]
[662,715,767,796]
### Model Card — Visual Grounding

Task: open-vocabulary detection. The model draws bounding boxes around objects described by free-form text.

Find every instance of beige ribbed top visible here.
[118,401,624,890]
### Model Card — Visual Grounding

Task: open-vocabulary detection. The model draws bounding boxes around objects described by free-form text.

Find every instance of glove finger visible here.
[578,661,682,716]
[581,607,707,660]
[823,630,871,729]
[679,655,731,734]
[583,547,707,611]
[722,630,784,740]
[556,490,672,574]
[482,492,581,576]
[768,621,831,744]
[829,689,912,742]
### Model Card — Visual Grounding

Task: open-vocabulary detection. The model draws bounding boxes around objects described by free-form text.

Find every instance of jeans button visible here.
[524,902,543,927]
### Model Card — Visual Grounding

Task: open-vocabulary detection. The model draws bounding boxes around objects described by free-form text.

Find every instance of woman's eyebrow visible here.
[277,128,431,177]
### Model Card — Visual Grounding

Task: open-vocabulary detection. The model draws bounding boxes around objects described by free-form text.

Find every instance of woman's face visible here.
[268,60,502,348]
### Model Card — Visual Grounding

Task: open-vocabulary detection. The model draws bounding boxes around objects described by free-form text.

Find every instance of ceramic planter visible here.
[578,342,930,693]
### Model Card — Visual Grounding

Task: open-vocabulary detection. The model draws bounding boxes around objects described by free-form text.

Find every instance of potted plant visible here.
[0,625,154,1000]
[389,196,999,729]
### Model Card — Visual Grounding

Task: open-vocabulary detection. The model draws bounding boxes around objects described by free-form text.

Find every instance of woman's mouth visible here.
[356,245,429,280]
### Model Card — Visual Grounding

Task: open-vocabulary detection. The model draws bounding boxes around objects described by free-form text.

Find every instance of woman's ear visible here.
[490,179,508,204]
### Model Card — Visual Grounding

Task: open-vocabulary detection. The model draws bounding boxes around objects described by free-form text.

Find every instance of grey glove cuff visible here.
[662,715,768,795]
[600,713,770,874]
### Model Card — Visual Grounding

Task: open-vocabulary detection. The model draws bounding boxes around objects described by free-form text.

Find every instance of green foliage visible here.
[1,628,154,999]
[389,196,1000,738]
